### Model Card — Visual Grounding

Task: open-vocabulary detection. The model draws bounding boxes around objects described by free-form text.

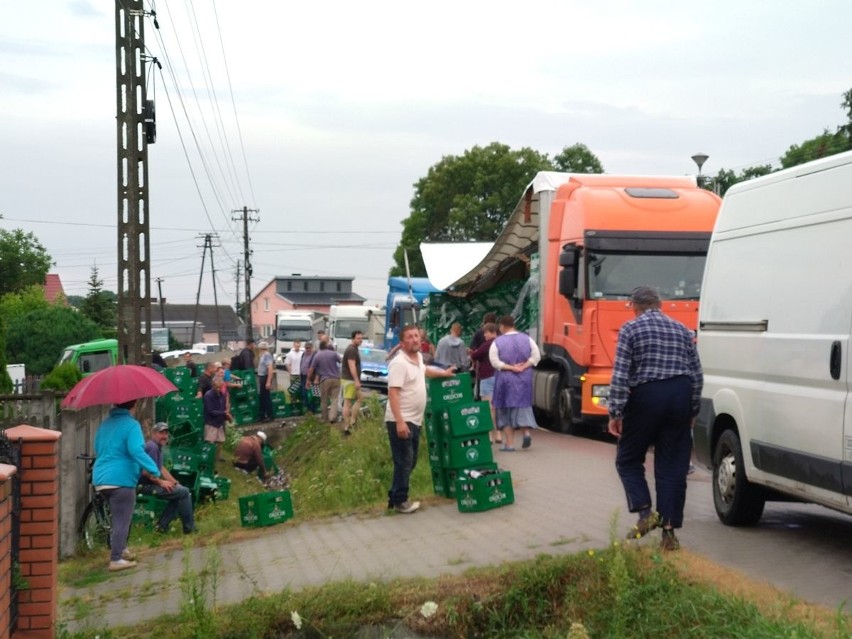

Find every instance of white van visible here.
[695,150,852,526]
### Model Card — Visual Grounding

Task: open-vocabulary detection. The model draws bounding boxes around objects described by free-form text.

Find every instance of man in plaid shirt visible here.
[607,286,703,551]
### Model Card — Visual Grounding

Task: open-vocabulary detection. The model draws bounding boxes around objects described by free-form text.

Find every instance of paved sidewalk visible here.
[60,429,852,633]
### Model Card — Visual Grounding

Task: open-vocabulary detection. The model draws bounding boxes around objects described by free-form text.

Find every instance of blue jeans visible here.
[615,376,693,528]
[139,484,195,533]
[101,486,136,562]
[386,422,420,506]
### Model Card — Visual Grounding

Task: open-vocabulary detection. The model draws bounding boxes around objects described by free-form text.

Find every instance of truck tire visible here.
[556,385,576,434]
[712,429,765,526]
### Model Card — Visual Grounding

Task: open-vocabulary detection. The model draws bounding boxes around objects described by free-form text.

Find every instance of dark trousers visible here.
[385,422,420,506]
[101,486,136,562]
[615,375,693,528]
[258,375,273,419]
[138,484,195,533]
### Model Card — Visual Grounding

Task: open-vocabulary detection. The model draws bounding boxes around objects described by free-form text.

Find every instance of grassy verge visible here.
[61,542,850,639]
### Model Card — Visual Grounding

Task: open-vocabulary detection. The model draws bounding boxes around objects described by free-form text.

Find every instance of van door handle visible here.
[829,341,841,380]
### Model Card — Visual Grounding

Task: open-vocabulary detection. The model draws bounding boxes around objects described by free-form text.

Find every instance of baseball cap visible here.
[257,431,267,442]
[258,341,270,349]
[152,422,169,432]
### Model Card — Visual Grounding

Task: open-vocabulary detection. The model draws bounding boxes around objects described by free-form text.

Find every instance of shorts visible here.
[204,424,226,443]
[478,376,495,398]
[341,379,362,401]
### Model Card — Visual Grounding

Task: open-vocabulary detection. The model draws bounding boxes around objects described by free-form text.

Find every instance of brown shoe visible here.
[660,528,680,551]
[626,511,660,540]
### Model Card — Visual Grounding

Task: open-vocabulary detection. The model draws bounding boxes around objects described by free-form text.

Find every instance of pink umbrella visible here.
[61,365,178,410]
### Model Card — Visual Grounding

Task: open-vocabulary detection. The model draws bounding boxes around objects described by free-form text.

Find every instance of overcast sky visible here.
[1,1,849,307]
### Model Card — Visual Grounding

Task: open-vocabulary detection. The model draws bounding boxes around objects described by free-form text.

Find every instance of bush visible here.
[41,362,83,391]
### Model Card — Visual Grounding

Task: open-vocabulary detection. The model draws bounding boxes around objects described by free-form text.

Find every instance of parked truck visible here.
[441,172,720,433]
[328,305,383,353]
[384,276,441,350]
[274,310,325,367]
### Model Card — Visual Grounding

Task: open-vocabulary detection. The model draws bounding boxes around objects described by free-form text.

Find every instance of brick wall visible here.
[4,425,62,639]
[0,463,17,639]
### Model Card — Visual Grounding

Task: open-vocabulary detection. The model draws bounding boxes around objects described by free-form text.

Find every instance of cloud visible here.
[67,1,103,18]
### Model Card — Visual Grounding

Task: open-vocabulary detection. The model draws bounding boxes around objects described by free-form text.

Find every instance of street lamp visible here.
[691,153,709,186]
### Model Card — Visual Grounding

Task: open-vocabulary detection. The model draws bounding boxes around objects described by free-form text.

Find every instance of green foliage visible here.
[392,142,554,276]
[553,143,605,174]
[0,228,53,297]
[712,164,774,196]
[0,314,11,393]
[80,266,117,338]
[781,129,851,169]
[6,306,101,375]
[41,362,84,391]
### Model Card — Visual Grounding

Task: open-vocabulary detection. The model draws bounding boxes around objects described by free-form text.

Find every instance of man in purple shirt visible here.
[138,422,195,534]
[308,341,342,424]
[607,286,703,552]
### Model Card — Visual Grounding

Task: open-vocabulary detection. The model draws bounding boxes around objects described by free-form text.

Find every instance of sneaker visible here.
[108,559,137,572]
[522,434,532,449]
[626,511,660,540]
[660,528,681,551]
[393,500,420,514]
[121,548,136,561]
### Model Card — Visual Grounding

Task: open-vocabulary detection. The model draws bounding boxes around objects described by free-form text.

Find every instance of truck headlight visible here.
[590,385,609,408]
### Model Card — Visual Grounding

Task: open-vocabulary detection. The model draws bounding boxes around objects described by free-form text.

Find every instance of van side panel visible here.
[699,152,852,513]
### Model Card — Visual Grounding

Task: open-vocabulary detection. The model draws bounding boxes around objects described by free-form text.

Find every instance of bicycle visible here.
[77,454,112,551]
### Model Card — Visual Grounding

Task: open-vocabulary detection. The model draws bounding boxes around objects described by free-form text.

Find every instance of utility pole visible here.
[232,206,259,341]
[234,262,241,322]
[155,277,166,327]
[115,0,152,365]
[191,233,220,346]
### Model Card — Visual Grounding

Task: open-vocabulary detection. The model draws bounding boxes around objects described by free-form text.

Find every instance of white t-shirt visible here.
[284,349,303,374]
[384,352,427,425]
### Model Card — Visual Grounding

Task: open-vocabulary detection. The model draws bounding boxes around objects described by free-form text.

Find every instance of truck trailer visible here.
[384,276,441,350]
[443,172,721,433]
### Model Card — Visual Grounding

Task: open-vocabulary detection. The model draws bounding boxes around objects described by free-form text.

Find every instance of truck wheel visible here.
[556,386,576,434]
[712,429,765,526]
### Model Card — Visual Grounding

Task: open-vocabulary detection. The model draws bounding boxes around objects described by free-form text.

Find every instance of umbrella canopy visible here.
[61,365,178,410]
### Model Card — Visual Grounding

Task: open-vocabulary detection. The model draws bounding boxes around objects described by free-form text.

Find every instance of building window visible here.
[264,298,270,312]
[287,282,292,291]
[336,282,342,292]
[320,281,325,292]
[304,281,308,291]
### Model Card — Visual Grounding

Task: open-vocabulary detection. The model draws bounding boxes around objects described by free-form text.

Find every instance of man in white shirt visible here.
[283,340,304,391]
[384,324,456,514]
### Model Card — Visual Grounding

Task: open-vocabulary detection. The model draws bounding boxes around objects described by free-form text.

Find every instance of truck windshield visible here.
[277,323,312,341]
[333,319,369,339]
[587,251,706,300]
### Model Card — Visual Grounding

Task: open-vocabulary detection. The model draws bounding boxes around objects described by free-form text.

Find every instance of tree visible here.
[392,143,555,276]
[6,306,101,375]
[0,228,53,297]
[80,266,117,337]
[553,143,605,174]
[710,164,774,197]
[780,129,850,169]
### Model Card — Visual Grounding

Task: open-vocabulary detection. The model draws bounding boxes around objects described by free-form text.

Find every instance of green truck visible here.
[58,339,118,376]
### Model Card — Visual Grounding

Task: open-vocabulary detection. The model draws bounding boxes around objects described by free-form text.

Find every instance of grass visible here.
[60,545,851,639]
[58,394,851,638]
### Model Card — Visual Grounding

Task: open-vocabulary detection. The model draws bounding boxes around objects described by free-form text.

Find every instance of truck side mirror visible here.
[558,246,578,298]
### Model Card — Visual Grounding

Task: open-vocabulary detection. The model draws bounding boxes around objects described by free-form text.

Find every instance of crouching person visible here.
[233,431,269,480]
[138,422,196,535]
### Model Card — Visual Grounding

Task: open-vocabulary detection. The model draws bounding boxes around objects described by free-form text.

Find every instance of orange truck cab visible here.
[452,172,720,433]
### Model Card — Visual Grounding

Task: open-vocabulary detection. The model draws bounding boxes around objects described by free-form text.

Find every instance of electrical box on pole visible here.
[115,0,152,365]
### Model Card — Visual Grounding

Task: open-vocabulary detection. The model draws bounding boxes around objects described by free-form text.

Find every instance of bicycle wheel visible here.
[79,500,112,551]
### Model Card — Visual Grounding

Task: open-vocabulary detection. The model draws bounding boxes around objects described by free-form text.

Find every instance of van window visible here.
[79,351,113,375]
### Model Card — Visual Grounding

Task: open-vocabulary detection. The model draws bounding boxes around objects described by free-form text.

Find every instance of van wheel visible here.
[712,429,765,526]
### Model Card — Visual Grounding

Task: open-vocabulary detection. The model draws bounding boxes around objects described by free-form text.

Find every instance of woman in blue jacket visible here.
[93,399,162,571]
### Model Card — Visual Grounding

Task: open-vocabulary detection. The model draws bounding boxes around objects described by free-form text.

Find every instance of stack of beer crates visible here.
[229,369,260,425]
[423,373,504,509]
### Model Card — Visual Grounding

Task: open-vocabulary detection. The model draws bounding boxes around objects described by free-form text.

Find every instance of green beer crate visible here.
[214,476,231,500]
[273,403,291,419]
[168,420,203,448]
[431,467,449,497]
[262,444,280,475]
[132,493,168,528]
[455,469,514,513]
[171,469,201,503]
[444,463,498,499]
[199,474,219,502]
[441,401,493,438]
[441,434,493,469]
[426,372,473,411]
[270,391,287,405]
[424,411,444,445]
[239,490,294,528]
[427,439,443,469]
